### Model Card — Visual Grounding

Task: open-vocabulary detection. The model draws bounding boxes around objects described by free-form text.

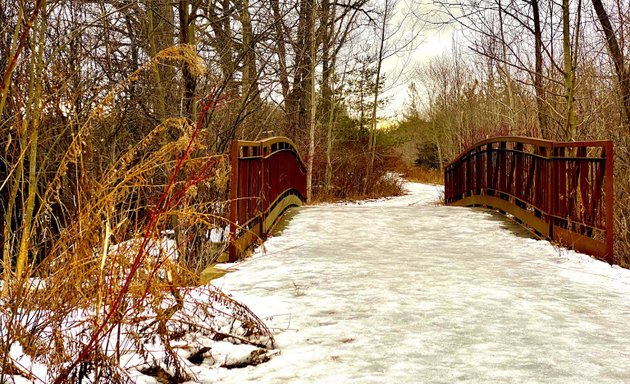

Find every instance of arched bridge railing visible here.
[444,137,614,263]
[228,137,307,261]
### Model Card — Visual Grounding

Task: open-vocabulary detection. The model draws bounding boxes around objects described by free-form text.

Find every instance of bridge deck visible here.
[213,183,630,383]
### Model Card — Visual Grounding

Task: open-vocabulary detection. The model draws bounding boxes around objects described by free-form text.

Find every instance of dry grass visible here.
[311,140,406,203]
[0,45,270,383]
[399,165,444,185]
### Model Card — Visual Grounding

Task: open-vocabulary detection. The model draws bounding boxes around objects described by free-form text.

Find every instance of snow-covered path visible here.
[210,183,630,383]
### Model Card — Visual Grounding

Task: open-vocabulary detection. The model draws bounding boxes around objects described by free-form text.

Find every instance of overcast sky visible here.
[381,25,455,118]
[377,0,459,119]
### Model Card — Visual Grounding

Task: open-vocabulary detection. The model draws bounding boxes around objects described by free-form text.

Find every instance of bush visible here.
[311,137,405,202]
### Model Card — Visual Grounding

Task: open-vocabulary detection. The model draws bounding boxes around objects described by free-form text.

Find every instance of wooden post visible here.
[228,141,240,262]
[547,142,555,240]
[604,141,614,263]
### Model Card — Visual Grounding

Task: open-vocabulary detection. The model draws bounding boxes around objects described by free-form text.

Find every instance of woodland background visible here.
[1,0,630,380]
[1,0,630,283]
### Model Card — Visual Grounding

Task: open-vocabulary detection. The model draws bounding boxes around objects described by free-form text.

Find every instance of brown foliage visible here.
[0,46,269,383]
[398,164,443,185]
[310,138,405,202]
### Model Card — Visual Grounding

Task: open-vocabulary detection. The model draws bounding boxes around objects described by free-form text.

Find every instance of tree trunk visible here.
[271,0,290,102]
[497,0,515,132]
[178,0,197,118]
[306,0,317,203]
[531,0,549,138]
[146,0,165,117]
[16,0,47,282]
[591,0,630,128]
[240,0,259,102]
[562,0,577,140]
[145,0,175,118]
[365,0,389,193]
[0,1,42,118]
[322,0,334,190]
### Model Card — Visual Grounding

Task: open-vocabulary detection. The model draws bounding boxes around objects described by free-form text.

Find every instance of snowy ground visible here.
[210,182,630,383]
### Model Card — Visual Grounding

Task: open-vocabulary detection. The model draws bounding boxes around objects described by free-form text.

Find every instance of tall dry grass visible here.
[398,164,443,185]
[0,45,272,383]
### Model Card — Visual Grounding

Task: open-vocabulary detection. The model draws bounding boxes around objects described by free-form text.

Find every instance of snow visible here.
[211,182,630,383]
[1,283,274,383]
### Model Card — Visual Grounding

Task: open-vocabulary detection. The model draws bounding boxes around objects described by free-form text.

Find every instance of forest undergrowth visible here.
[0,40,408,381]
[0,46,274,383]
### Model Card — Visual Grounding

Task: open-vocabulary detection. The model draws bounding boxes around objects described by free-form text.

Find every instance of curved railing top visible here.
[446,136,613,168]
[235,136,306,164]
[262,137,307,166]
[445,136,614,263]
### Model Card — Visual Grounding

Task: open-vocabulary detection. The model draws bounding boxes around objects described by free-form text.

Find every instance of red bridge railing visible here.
[444,137,614,263]
[228,137,307,261]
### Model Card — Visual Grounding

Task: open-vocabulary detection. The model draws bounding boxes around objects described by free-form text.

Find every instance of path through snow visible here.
[208,183,630,383]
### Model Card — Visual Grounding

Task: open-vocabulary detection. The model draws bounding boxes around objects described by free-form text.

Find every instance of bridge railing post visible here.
[547,142,555,242]
[604,141,614,261]
[228,140,240,261]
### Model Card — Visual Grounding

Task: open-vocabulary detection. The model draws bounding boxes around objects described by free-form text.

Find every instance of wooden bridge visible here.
[228,137,307,261]
[445,137,614,263]
[227,136,615,264]
[215,137,626,383]
[219,136,625,383]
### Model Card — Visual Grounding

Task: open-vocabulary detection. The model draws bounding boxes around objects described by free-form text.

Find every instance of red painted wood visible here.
[228,137,307,261]
[445,137,614,263]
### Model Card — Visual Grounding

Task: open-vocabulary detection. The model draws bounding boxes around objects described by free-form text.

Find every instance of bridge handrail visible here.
[444,136,614,263]
[228,136,307,261]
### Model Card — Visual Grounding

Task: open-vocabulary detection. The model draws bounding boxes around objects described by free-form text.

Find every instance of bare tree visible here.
[364,0,421,191]
[591,0,630,129]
